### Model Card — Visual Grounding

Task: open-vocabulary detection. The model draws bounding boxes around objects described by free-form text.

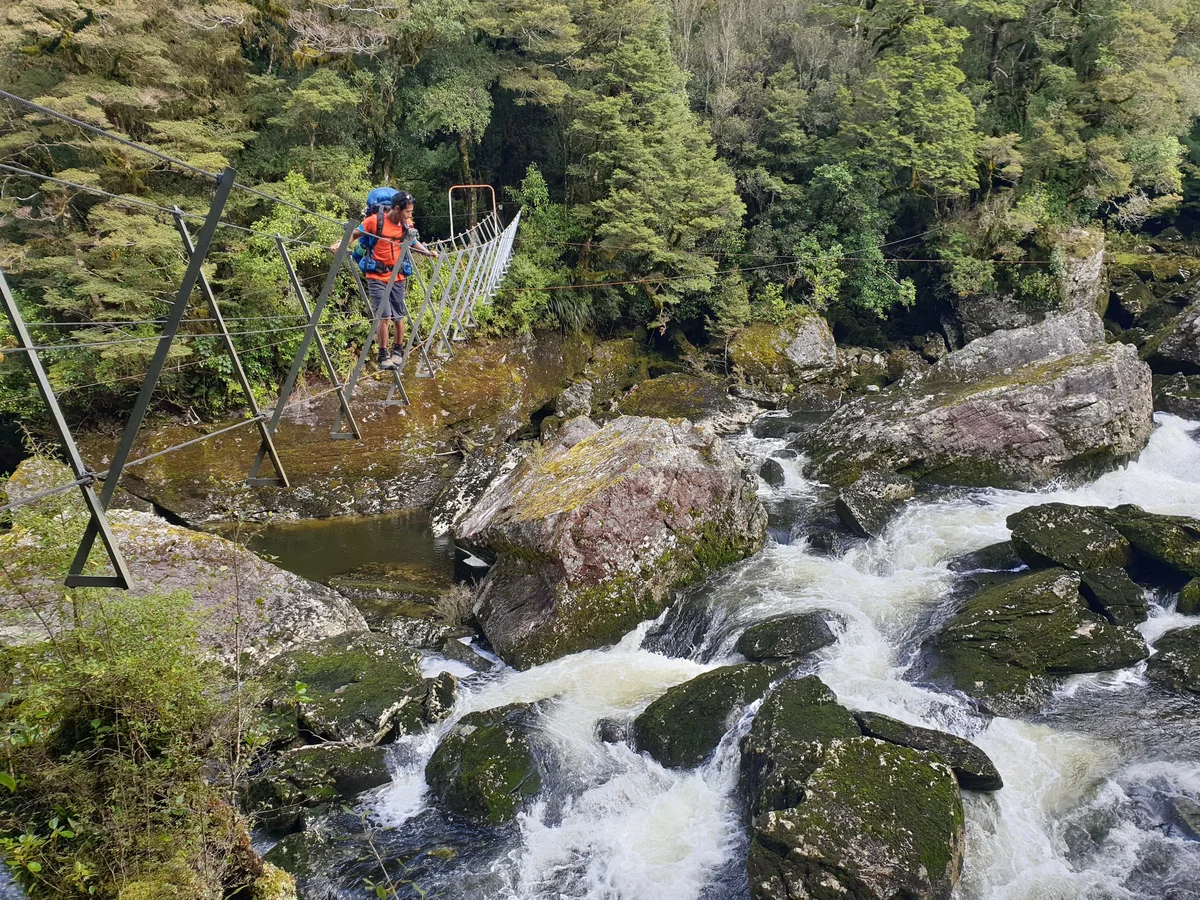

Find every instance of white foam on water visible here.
[375,415,1200,899]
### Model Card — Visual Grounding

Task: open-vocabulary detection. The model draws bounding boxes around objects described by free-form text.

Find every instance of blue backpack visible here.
[354,187,412,277]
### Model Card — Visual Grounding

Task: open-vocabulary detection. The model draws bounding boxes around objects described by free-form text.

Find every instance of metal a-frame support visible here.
[0,268,132,589]
[252,221,359,465]
[70,166,236,585]
[173,210,289,488]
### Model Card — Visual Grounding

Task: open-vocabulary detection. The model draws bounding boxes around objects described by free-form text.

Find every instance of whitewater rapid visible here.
[372,413,1200,900]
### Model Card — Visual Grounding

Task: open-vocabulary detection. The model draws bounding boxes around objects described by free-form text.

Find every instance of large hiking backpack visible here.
[354,187,412,277]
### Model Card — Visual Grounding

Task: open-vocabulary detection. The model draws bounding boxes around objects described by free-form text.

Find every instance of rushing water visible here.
[283,414,1200,900]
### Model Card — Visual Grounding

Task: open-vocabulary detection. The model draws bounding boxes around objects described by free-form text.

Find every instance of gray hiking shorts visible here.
[367,278,408,320]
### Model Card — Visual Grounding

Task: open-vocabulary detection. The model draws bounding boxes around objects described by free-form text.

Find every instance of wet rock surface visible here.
[932,568,1149,714]
[803,312,1153,489]
[1147,625,1200,694]
[264,632,451,744]
[1153,373,1200,418]
[246,744,390,835]
[456,415,766,668]
[853,711,1003,791]
[1007,503,1132,571]
[735,613,837,662]
[634,663,775,769]
[834,470,914,538]
[1079,566,1150,625]
[425,703,542,825]
[1098,505,1200,577]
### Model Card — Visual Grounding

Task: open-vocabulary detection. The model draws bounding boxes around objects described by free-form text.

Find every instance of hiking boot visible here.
[389,347,406,366]
[378,350,396,370]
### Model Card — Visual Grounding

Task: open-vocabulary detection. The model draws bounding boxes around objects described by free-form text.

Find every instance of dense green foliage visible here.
[0,489,260,897]
[2,0,1200,422]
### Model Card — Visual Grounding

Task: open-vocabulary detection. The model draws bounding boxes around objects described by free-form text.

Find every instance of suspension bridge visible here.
[0,89,520,591]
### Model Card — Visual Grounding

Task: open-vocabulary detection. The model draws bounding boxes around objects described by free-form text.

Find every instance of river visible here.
[270,413,1200,900]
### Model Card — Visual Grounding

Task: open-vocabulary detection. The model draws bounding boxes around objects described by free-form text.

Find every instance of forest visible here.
[1,0,1199,421]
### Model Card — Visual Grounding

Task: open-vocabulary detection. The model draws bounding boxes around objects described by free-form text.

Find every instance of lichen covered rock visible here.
[1079,566,1150,625]
[853,711,1002,791]
[1145,296,1200,374]
[245,744,390,834]
[803,312,1153,489]
[1153,374,1200,418]
[736,613,837,662]
[933,568,1149,714]
[747,737,964,900]
[1098,505,1200,577]
[634,663,775,769]
[617,373,758,434]
[1006,503,1132,571]
[1147,626,1200,694]
[265,632,446,744]
[729,313,838,390]
[456,416,766,668]
[740,676,860,817]
[835,471,914,538]
[425,703,541,825]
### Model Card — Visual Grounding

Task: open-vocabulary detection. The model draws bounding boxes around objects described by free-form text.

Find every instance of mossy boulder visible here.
[0,460,368,661]
[853,712,1002,792]
[803,312,1153,489]
[736,613,837,662]
[1179,578,1200,615]
[1146,626,1200,694]
[747,738,964,900]
[932,568,1149,714]
[1153,374,1200,418]
[456,416,766,668]
[740,676,861,817]
[245,744,390,834]
[1079,566,1149,625]
[265,632,447,744]
[1006,503,1132,571]
[425,703,541,825]
[729,313,838,391]
[634,663,775,769]
[616,373,758,434]
[1097,505,1200,577]
[1143,296,1200,374]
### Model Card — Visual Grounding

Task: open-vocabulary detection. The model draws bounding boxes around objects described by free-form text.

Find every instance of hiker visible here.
[355,189,436,369]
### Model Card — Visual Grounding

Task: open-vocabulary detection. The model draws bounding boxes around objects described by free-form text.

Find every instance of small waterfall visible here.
[370,413,1200,899]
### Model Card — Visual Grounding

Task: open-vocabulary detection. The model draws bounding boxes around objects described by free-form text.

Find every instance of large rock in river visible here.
[1006,503,1132,571]
[0,459,367,663]
[729,313,838,391]
[1146,626,1200,694]
[932,568,1149,714]
[456,416,766,668]
[803,311,1153,488]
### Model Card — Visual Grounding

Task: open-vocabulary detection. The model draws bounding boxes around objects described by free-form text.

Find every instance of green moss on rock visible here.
[1007,503,1132,571]
[1080,566,1150,626]
[748,737,964,900]
[425,703,541,825]
[1146,625,1200,694]
[853,711,1002,792]
[634,663,775,769]
[1098,505,1200,577]
[1179,578,1200,615]
[736,613,837,662]
[245,744,390,834]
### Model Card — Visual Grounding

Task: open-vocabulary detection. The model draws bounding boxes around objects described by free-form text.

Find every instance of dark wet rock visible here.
[804,312,1153,489]
[1079,567,1149,626]
[1171,796,1200,840]
[736,613,837,662]
[758,458,786,488]
[1153,374,1200,419]
[1006,503,1132,571]
[617,373,759,434]
[456,416,766,669]
[852,711,1002,792]
[425,703,541,825]
[729,313,838,391]
[1179,578,1200,615]
[263,830,342,893]
[786,383,845,412]
[947,541,1023,573]
[1147,626,1200,694]
[265,632,445,744]
[439,636,495,672]
[804,528,844,556]
[747,737,964,900]
[1144,297,1200,374]
[952,292,1035,344]
[835,471,914,538]
[0,459,367,661]
[423,671,458,724]
[595,717,634,744]
[634,663,775,769]
[740,676,860,817]
[932,568,1149,715]
[1097,505,1200,577]
[246,744,390,835]
[380,613,471,651]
